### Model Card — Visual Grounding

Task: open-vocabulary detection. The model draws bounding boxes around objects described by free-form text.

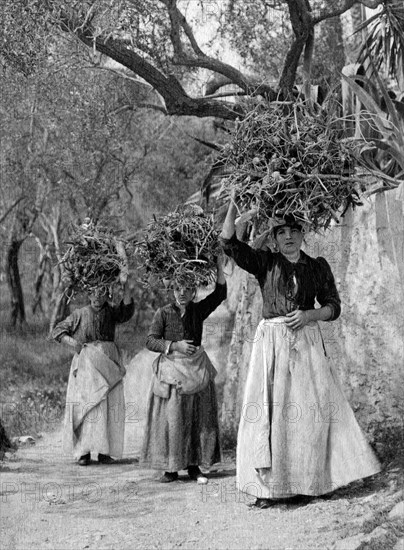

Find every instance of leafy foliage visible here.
[357,1,404,78]
[220,0,346,88]
[1,0,390,121]
[342,70,404,183]
[220,2,292,80]
[0,0,53,76]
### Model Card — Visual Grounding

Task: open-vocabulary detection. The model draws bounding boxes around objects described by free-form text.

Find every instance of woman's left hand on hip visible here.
[285,309,308,330]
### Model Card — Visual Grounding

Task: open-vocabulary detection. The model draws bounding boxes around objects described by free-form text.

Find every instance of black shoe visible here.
[247,498,276,509]
[160,471,178,483]
[78,453,91,466]
[98,454,115,464]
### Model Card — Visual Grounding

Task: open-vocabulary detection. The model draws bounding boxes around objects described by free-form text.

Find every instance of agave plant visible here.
[342,68,404,193]
[356,1,404,79]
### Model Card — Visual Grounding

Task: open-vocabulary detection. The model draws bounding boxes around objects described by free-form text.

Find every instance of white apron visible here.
[63,342,126,459]
[237,318,381,499]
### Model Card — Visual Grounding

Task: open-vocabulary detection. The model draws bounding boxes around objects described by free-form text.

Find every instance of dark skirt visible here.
[141,379,221,472]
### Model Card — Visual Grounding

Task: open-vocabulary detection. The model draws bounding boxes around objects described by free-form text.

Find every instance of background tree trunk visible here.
[37,207,72,333]
[6,238,26,328]
[0,418,14,458]
[32,239,52,316]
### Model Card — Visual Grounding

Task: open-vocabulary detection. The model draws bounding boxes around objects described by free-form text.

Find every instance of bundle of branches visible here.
[218,99,365,231]
[61,220,127,294]
[134,205,221,287]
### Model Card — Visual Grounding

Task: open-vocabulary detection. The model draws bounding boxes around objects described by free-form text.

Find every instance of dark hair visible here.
[272,218,303,238]
[173,283,197,292]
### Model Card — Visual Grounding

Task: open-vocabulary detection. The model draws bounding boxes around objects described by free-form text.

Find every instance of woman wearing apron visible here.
[220,196,381,508]
[52,281,134,466]
[142,257,226,483]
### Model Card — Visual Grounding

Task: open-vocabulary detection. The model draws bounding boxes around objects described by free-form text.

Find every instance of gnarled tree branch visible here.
[59,10,241,119]
[162,0,277,98]
[55,0,377,119]
[161,0,205,59]
[279,0,313,94]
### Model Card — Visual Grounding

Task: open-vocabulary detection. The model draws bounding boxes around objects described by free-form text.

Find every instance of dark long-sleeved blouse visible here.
[146,283,227,354]
[221,234,340,320]
[51,300,135,344]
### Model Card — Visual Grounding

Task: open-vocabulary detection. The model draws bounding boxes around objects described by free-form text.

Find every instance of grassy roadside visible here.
[0,321,149,440]
[0,323,70,437]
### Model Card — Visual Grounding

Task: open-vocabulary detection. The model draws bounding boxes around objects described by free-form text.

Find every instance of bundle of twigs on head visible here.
[61,219,127,295]
[218,98,364,231]
[134,205,221,288]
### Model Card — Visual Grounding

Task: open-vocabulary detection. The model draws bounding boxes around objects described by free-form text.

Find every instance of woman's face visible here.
[89,288,108,309]
[174,285,196,307]
[274,226,303,256]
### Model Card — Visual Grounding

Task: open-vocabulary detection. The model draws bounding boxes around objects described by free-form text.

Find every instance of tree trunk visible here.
[47,231,70,332]
[37,206,71,333]
[32,240,52,316]
[0,418,14,458]
[6,238,26,328]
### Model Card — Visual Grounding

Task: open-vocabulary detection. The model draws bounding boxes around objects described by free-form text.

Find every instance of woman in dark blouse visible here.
[141,257,226,483]
[220,197,380,508]
[52,281,134,466]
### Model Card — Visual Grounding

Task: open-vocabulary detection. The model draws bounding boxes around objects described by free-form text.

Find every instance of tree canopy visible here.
[1,0,394,120]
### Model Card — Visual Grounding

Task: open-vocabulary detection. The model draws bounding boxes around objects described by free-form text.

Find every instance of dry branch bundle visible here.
[218,99,364,231]
[134,205,221,287]
[61,221,126,294]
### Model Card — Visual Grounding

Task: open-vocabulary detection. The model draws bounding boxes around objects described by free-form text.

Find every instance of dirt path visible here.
[1,351,403,550]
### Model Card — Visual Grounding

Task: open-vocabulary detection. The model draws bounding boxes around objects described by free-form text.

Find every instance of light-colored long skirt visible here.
[237,318,381,499]
[63,342,126,460]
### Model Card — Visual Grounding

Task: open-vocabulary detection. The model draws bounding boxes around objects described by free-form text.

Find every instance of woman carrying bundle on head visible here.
[220,191,381,508]
[141,255,226,484]
[51,273,135,466]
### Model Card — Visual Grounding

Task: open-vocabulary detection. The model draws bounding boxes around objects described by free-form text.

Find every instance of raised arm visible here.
[220,194,270,277]
[112,280,135,323]
[195,255,227,320]
[221,190,238,240]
